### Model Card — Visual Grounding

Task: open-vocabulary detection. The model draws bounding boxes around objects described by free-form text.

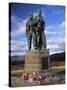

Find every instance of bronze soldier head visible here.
[28,12,33,19]
[37,9,42,16]
[36,9,43,21]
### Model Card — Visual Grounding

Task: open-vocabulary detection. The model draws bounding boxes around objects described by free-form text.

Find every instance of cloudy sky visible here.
[9,3,65,56]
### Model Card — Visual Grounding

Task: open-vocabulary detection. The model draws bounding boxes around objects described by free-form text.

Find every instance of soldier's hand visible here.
[29,31,32,35]
[36,32,38,36]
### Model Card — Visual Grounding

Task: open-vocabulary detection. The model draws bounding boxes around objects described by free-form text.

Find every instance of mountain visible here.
[10,52,65,65]
[10,55,25,65]
[50,52,65,62]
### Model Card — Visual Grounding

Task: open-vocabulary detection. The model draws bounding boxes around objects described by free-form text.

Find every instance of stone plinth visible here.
[25,49,49,75]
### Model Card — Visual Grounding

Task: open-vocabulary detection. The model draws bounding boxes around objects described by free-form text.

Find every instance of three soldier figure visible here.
[26,9,46,50]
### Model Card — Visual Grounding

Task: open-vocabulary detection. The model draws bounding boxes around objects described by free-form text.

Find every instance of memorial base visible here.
[25,49,50,76]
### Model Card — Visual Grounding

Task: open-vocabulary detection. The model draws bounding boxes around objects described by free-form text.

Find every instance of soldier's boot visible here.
[42,45,46,50]
[29,47,31,50]
[34,43,38,50]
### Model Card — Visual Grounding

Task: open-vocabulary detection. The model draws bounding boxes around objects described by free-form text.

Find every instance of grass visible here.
[50,66,65,74]
[11,70,24,77]
[11,66,65,77]
[11,72,23,77]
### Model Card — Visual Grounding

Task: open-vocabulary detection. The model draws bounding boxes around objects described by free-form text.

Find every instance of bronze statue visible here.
[34,9,46,49]
[26,10,46,50]
[26,12,38,50]
[26,12,34,50]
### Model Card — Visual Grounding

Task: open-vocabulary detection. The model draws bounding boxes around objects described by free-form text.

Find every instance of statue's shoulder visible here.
[26,19,34,26]
[26,19,30,26]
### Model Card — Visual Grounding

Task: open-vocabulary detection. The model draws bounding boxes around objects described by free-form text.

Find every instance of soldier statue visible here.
[26,10,46,50]
[26,12,33,50]
[26,12,37,50]
[34,9,46,49]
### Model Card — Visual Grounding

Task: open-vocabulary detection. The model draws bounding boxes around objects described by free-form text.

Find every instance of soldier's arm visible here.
[43,21,45,31]
[26,22,29,35]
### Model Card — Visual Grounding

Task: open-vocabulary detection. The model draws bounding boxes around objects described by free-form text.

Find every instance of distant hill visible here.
[10,55,25,62]
[50,52,65,62]
[10,55,25,65]
[10,52,65,70]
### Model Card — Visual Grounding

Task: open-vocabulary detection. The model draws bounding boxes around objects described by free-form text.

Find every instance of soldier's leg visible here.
[33,32,38,49]
[42,32,46,48]
[28,34,32,50]
[37,33,40,49]
[37,33,42,50]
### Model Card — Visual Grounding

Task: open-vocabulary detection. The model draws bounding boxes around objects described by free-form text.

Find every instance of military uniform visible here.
[35,10,46,49]
[26,18,34,50]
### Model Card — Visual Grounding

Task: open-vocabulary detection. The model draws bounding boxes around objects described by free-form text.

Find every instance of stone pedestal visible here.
[25,49,50,75]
